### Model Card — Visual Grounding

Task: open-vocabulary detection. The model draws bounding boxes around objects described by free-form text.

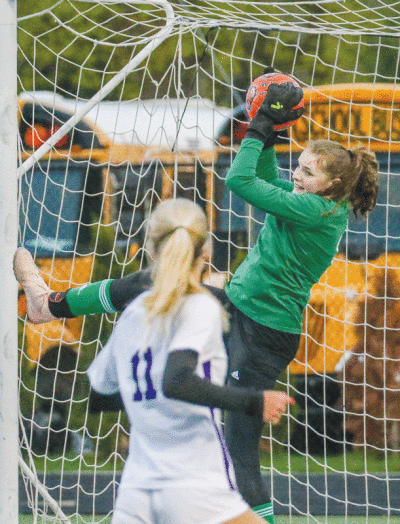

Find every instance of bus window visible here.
[112,162,162,250]
[20,160,85,257]
[19,159,104,258]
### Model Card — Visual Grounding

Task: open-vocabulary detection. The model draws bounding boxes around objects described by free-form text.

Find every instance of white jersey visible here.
[87,292,238,491]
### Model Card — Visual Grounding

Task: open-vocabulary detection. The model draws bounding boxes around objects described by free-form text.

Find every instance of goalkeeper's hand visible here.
[262,82,304,125]
[246,83,304,146]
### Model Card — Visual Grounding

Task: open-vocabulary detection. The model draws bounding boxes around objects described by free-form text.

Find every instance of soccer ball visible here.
[246,72,304,130]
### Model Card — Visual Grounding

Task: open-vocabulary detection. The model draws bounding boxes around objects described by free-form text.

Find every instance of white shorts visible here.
[112,483,250,524]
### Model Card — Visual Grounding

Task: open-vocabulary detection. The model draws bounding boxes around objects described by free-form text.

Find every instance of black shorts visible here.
[208,289,300,391]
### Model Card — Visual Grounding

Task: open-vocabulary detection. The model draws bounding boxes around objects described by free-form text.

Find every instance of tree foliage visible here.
[17,1,400,106]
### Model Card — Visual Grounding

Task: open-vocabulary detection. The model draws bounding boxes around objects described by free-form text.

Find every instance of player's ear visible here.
[201,238,211,263]
[329,177,341,187]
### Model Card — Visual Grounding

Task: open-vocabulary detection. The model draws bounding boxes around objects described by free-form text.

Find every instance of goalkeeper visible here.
[14,81,379,523]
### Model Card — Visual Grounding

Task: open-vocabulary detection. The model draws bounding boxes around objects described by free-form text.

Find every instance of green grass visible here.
[260,448,400,474]
[276,518,400,523]
[19,448,400,524]
[23,447,400,475]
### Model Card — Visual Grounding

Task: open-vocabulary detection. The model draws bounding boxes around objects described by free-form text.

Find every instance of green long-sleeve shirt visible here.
[224,138,349,334]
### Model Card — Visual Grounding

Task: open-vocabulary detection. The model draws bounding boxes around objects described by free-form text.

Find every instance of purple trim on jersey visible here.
[202,361,237,491]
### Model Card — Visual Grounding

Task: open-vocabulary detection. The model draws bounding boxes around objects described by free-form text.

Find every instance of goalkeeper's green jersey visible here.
[224,138,349,334]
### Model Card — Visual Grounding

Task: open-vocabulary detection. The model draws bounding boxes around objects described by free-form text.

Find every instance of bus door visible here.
[111,159,163,260]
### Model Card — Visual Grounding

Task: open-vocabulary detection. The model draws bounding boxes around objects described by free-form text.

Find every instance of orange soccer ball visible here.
[246,72,304,130]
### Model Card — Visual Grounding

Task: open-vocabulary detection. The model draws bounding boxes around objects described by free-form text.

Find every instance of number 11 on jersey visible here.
[131,348,157,401]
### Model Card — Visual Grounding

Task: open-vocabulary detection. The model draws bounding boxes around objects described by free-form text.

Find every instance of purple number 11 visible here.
[131,348,157,401]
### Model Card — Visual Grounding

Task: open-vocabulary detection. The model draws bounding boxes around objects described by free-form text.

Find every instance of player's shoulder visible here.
[183,291,220,308]
[180,291,221,319]
[305,193,349,215]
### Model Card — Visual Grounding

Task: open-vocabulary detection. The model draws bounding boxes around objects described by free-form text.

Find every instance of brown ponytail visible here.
[308,140,379,217]
[347,145,379,216]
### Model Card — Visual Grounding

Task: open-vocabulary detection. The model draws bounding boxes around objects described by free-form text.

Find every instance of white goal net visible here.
[12,0,400,522]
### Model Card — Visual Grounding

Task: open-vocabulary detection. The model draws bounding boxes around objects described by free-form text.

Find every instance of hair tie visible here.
[172,226,204,257]
[158,225,189,245]
[172,226,187,234]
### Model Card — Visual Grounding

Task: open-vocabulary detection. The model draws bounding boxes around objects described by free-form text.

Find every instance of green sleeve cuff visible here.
[240,137,264,150]
[66,279,117,316]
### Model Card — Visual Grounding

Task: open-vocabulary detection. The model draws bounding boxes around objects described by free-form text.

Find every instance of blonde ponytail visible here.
[144,199,208,319]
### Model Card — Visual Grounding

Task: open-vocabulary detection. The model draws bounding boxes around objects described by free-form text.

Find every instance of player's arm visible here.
[256,147,294,192]
[229,138,293,192]
[162,349,294,424]
[87,337,119,395]
[14,248,227,325]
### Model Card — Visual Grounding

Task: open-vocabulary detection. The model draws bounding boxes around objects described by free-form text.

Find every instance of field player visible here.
[84,198,293,524]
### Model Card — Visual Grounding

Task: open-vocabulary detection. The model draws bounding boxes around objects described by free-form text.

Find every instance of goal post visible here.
[0,0,18,523]
[17,0,176,178]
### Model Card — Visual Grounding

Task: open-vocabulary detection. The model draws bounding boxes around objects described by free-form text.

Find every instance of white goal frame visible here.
[6,1,177,521]
[10,0,400,522]
[0,1,18,522]
[18,0,175,178]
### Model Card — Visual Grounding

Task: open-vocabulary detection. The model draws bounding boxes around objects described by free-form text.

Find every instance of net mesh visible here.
[16,0,400,521]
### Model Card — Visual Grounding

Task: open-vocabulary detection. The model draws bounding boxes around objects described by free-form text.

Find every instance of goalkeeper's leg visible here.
[14,248,229,322]
[13,247,151,321]
[224,305,300,523]
[224,409,269,508]
[56,270,153,317]
[13,247,115,321]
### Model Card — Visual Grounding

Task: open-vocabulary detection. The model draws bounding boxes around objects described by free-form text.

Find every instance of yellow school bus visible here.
[20,84,400,381]
[215,83,400,375]
[17,96,219,390]
[18,97,113,381]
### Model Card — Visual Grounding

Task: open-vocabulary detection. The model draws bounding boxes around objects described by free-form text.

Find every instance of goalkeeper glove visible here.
[246,83,304,146]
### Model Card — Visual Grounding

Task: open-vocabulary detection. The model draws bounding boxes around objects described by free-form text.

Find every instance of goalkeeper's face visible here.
[292,148,338,195]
